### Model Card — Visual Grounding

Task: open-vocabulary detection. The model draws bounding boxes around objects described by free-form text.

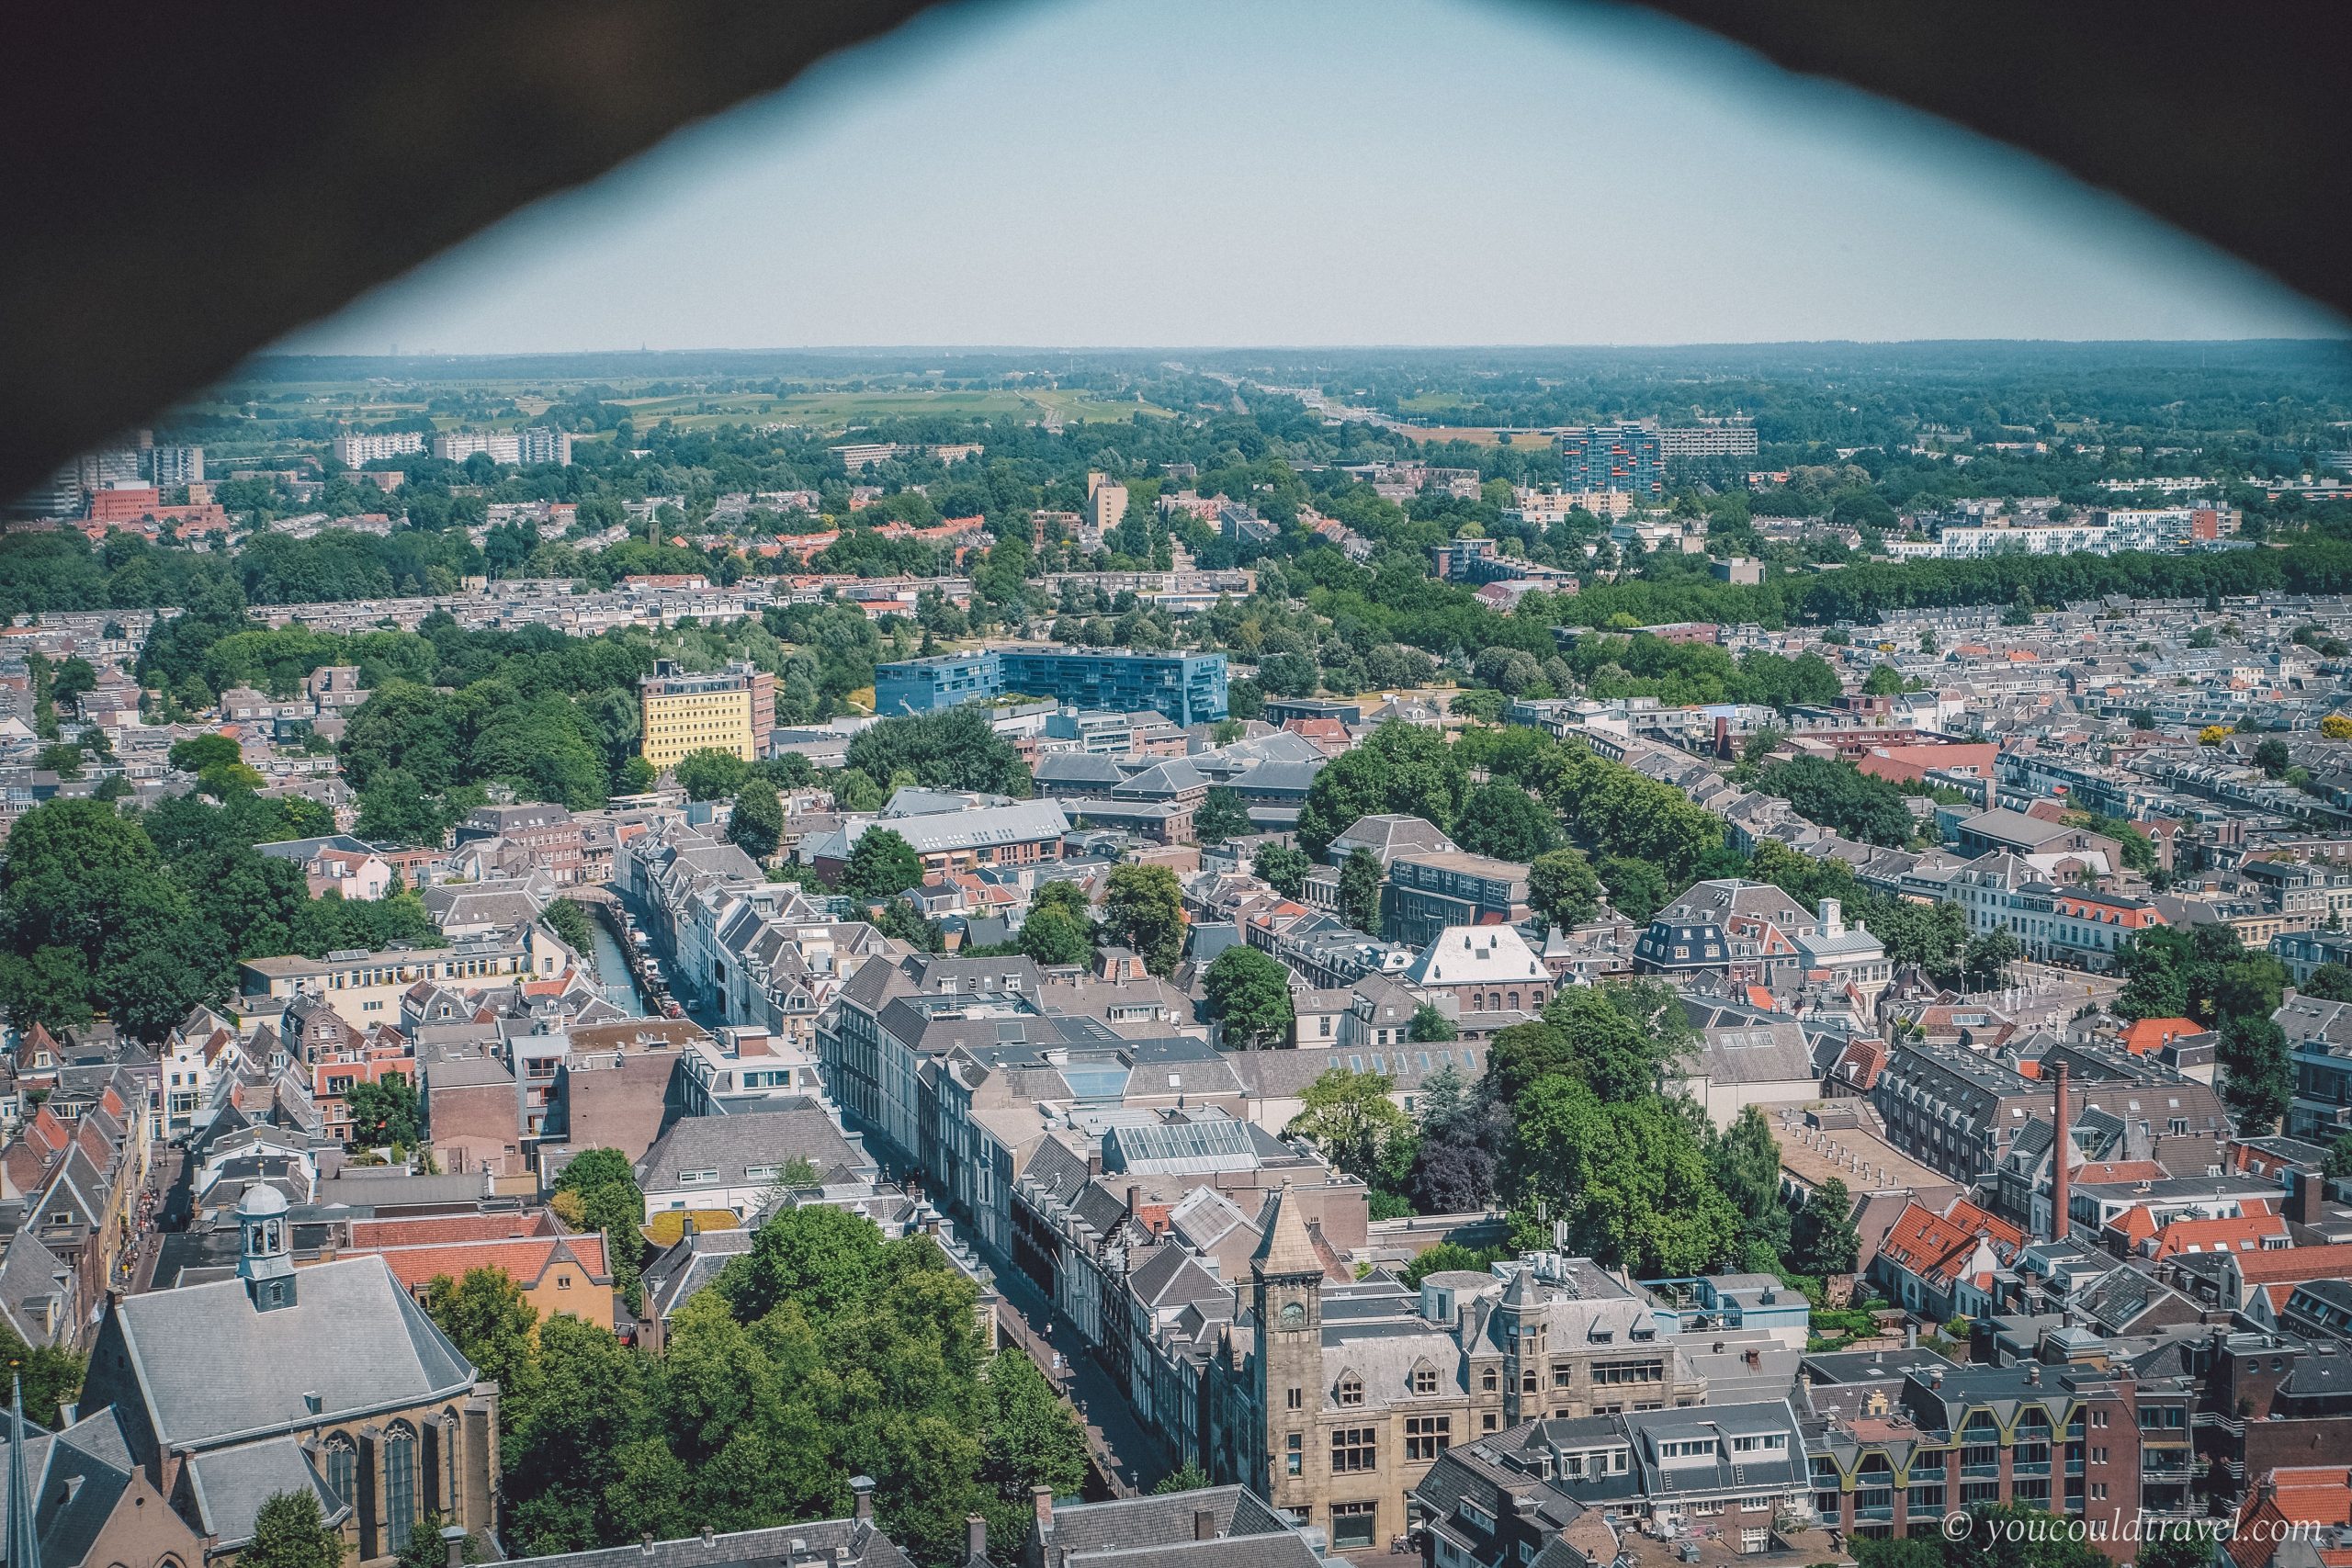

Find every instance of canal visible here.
[583,910,650,1017]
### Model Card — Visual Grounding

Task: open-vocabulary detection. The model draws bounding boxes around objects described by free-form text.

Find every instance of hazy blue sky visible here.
[286,0,2342,355]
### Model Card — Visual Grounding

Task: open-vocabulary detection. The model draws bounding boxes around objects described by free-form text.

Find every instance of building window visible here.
[324,1437,356,1507]
[386,1423,419,1550]
[1412,1368,1438,1396]
[1330,1504,1378,1551]
[1286,1434,1303,1476]
[1286,1386,1303,1410]
[1338,1375,1363,1407]
[1331,1428,1377,1473]
[1481,1368,1498,1393]
[1406,1416,1452,1462]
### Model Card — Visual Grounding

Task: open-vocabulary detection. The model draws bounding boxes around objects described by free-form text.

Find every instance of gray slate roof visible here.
[87,1256,476,1451]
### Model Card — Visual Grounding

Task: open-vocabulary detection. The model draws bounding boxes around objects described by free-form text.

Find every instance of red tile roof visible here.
[2235,1243,2352,1284]
[2146,1213,2290,1259]
[1876,1197,2023,1291]
[2230,1467,2352,1568]
[348,1211,559,1248]
[344,1233,611,1295]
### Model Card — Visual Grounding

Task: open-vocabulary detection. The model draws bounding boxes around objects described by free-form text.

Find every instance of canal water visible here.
[583,912,650,1017]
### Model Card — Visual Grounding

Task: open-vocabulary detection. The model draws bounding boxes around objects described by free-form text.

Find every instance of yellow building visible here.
[639,658,775,769]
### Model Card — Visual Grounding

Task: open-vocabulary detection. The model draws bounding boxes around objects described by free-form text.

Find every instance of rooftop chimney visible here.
[443,1527,469,1568]
[967,1516,988,1562]
[1193,1510,1216,1542]
[2050,1063,2071,1246]
[1033,1484,1055,1531]
[852,1476,876,1523]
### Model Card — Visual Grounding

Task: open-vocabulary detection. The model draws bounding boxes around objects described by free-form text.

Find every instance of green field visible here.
[171,379,1175,450]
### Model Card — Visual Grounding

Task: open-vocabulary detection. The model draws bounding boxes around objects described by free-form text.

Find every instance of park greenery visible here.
[424,1205,1087,1564]
[0,792,438,1041]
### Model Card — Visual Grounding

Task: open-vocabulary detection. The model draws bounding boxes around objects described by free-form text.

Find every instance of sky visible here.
[283,0,2344,355]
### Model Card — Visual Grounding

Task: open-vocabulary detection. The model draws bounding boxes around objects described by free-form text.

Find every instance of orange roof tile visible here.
[345,1234,612,1294]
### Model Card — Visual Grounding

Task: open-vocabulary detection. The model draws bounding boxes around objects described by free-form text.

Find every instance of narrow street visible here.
[991,1266,1161,1499]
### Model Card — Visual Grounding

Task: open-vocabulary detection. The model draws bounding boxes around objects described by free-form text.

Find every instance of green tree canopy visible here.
[243,1491,345,1568]
[843,829,924,903]
[1101,863,1185,976]
[1204,946,1295,1051]
[728,776,784,860]
[1285,1068,1417,1195]
[673,748,752,802]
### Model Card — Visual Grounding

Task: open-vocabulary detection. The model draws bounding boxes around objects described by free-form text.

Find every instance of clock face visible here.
[1280,1302,1306,1328]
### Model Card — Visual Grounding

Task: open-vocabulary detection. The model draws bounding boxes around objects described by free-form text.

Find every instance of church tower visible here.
[1250,1183,1325,1517]
[236,1183,297,1312]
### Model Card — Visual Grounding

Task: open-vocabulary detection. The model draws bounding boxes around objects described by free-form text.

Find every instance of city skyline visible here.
[283,0,2343,357]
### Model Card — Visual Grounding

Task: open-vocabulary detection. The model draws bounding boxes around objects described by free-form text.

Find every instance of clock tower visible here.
[1250,1182,1326,1517]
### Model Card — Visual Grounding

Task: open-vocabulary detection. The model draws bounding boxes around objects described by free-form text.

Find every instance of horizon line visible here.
[244,335,2352,364]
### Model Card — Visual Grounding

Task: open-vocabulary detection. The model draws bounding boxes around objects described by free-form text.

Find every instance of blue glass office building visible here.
[876,646,1228,726]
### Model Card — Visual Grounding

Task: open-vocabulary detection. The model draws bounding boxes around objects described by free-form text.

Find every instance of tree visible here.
[1595,854,1668,922]
[1962,928,2021,991]
[2218,1012,2292,1134]
[2303,964,2352,1001]
[1338,848,1384,935]
[1409,1003,1456,1043]
[1286,1068,1417,1194]
[2324,714,2352,741]
[1017,903,1092,966]
[345,1071,420,1147]
[718,1202,886,1321]
[1204,946,1294,1051]
[0,1321,85,1429]
[553,1147,647,1310]
[1510,1076,1740,1276]
[1452,779,1562,862]
[243,1490,345,1568]
[1295,720,1467,861]
[1528,849,1601,931]
[844,708,1030,797]
[2256,738,2291,778]
[1193,788,1252,842]
[2198,725,2229,746]
[2324,1133,2352,1179]
[1754,756,1915,847]
[168,732,243,774]
[1708,1107,1789,1258]
[1252,842,1312,898]
[728,777,784,860]
[1791,1177,1860,1276]
[1101,863,1184,976]
[425,1267,540,1403]
[673,748,751,802]
[398,1515,480,1568]
[540,897,594,955]
[978,1350,1089,1546]
[1152,1464,1212,1495]
[1861,664,1906,696]
[843,829,923,903]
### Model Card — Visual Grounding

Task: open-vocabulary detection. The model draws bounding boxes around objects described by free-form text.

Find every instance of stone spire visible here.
[6,1374,39,1568]
[1251,1181,1323,1280]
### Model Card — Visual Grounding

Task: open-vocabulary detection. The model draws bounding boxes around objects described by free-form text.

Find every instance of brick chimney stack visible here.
[2050,1063,2071,1245]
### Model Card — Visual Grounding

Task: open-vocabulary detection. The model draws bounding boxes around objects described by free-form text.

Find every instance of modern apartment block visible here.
[145,443,205,487]
[433,426,573,466]
[639,658,776,768]
[875,645,1228,726]
[1656,419,1759,458]
[1558,423,1665,496]
[332,430,425,466]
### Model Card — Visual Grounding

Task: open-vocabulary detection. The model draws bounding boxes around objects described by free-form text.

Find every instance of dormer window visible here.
[1339,1374,1364,1406]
